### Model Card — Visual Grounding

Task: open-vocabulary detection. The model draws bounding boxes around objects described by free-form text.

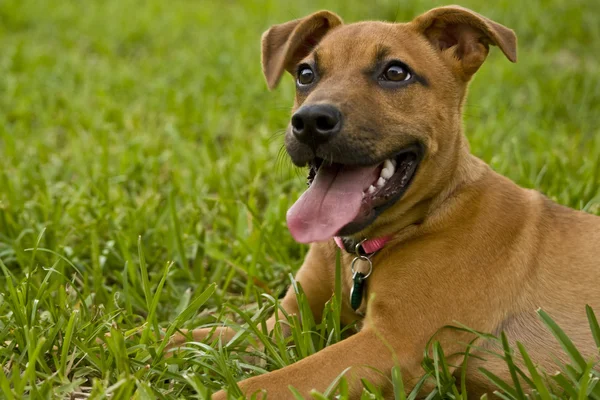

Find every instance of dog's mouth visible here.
[286,145,422,243]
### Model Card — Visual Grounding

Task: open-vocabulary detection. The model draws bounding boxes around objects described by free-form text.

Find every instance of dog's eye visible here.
[297,66,315,86]
[381,64,411,82]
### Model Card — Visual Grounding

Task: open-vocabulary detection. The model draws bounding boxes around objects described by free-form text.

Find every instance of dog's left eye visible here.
[381,64,411,82]
[297,65,315,86]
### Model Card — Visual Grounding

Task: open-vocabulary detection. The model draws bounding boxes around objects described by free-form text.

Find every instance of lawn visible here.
[0,0,599,398]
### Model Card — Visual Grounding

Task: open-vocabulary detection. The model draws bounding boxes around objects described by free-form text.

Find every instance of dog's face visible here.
[262,7,516,243]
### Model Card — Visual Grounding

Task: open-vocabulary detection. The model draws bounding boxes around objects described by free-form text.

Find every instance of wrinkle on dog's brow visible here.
[374,44,391,64]
[309,50,323,75]
[312,50,320,67]
[360,44,392,76]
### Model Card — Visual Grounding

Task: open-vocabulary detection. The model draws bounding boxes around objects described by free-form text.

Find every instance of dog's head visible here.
[262,6,517,243]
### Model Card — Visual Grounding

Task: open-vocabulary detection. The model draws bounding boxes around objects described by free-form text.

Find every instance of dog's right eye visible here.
[297,65,315,86]
[383,65,411,82]
[380,63,412,82]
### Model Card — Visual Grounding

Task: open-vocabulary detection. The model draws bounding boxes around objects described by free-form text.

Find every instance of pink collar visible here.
[334,236,390,254]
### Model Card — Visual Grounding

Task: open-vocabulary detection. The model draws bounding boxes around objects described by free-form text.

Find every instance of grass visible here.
[0,0,599,398]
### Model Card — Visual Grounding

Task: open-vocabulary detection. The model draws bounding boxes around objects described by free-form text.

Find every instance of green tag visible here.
[350,272,366,311]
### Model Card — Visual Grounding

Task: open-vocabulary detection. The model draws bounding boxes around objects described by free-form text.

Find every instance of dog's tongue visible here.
[287,163,380,243]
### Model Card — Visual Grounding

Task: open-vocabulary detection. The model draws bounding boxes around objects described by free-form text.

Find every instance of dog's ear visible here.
[411,6,516,79]
[261,11,342,90]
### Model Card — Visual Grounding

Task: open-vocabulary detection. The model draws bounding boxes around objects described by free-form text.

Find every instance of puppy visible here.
[171,6,600,399]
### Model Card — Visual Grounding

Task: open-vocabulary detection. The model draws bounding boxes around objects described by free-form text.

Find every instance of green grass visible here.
[0,0,599,398]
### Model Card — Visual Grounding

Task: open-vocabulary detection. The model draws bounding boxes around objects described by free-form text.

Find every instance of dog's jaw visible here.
[287,145,422,243]
[336,146,423,236]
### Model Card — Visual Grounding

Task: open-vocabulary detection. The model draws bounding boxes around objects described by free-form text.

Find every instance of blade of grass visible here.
[322,367,352,397]
[578,361,594,400]
[586,305,600,350]
[156,283,217,355]
[516,342,552,400]
[551,372,578,398]
[479,367,518,399]
[169,191,193,281]
[500,331,526,399]
[137,236,152,315]
[392,365,406,400]
[59,309,78,379]
[537,309,586,372]
[333,248,342,343]
[141,261,172,348]
[0,365,14,400]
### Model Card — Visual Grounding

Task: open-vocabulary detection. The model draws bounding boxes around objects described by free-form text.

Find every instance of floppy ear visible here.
[261,11,343,90]
[411,6,517,79]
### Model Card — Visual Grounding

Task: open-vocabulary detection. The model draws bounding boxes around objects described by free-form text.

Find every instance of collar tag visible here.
[333,236,390,312]
[348,244,376,312]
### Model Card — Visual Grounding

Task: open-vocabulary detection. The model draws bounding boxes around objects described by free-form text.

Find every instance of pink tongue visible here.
[287,163,380,243]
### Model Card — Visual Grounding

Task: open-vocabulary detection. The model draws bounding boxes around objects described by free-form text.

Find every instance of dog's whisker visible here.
[267,129,287,144]
[274,145,293,178]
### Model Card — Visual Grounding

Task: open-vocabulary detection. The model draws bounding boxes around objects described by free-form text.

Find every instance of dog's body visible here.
[170,6,600,398]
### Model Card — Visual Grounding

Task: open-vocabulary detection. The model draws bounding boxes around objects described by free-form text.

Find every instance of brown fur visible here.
[169,6,600,399]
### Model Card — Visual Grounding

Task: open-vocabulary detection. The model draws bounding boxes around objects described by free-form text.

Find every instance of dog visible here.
[169,6,600,398]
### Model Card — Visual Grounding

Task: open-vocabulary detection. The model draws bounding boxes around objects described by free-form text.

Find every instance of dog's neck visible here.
[429,140,490,212]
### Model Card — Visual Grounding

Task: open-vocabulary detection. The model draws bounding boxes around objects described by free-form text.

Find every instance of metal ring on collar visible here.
[355,238,367,257]
[350,255,373,279]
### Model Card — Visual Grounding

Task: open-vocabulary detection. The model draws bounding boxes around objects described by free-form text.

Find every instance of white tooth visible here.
[376,177,386,187]
[384,159,394,171]
[368,185,376,194]
[362,192,366,198]
[381,167,393,179]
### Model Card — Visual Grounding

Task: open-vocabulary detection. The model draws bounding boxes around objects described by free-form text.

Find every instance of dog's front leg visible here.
[212,327,411,400]
[168,243,336,352]
[166,287,310,353]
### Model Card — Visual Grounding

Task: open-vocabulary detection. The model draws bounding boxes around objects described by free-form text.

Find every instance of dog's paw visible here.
[165,327,238,358]
[167,329,194,347]
[164,328,209,358]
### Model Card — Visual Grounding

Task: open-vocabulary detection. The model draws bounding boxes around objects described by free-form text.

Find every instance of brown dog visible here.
[170,6,600,399]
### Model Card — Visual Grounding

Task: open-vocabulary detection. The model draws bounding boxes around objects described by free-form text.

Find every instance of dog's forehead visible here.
[312,21,424,67]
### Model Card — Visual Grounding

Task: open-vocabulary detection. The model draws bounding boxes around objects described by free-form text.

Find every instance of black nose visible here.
[291,104,342,148]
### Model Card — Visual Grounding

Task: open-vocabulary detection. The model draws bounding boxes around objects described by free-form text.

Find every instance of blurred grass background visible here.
[0,0,598,398]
